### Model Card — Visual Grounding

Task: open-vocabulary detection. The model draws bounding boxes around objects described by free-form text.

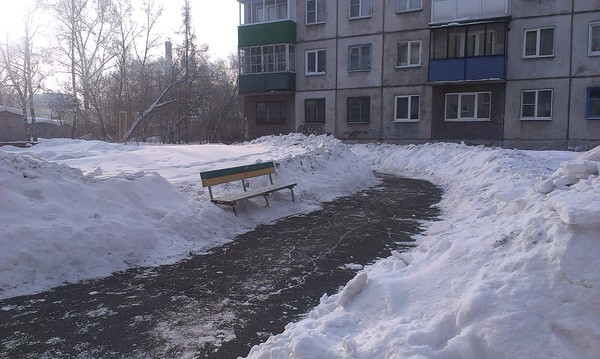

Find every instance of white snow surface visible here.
[1,135,599,359]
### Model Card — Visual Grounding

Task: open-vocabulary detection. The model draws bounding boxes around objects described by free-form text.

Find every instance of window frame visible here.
[394,95,420,122]
[444,92,492,122]
[586,87,600,120]
[347,96,371,123]
[396,40,421,68]
[305,48,326,75]
[348,44,372,72]
[348,0,372,20]
[523,27,555,58]
[306,0,326,25]
[305,98,326,123]
[256,101,287,125]
[520,89,553,120]
[396,0,422,13]
[589,22,600,56]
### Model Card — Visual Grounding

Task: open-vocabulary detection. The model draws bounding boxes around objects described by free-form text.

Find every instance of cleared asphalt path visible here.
[0,174,442,358]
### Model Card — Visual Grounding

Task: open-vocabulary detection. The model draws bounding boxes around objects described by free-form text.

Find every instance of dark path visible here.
[0,174,442,358]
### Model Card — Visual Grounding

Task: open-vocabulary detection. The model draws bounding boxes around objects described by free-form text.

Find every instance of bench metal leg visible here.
[263,195,270,207]
[289,188,295,201]
[231,204,237,216]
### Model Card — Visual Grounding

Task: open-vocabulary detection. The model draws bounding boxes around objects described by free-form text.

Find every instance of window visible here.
[397,41,421,67]
[306,0,326,24]
[305,49,326,75]
[590,22,600,56]
[243,0,288,24]
[348,44,371,71]
[349,0,372,19]
[394,95,420,122]
[586,87,600,119]
[520,89,553,119]
[239,44,296,74]
[397,0,421,13]
[347,97,370,123]
[305,98,326,123]
[445,92,491,121]
[257,102,286,124]
[524,28,554,58]
[430,23,506,60]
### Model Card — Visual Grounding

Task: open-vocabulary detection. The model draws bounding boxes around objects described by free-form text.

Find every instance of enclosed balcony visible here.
[239,44,296,94]
[428,21,507,83]
[237,0,296,49]
[431,0,509,24]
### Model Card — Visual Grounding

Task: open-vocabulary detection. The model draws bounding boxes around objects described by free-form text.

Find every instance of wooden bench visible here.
[200,161,297,215]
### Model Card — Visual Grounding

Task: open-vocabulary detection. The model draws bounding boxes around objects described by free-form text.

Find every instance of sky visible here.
[0,0,240,60]
[1,134,599,358]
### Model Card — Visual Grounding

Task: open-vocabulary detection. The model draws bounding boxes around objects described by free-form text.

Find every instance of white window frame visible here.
[520,89,553,120]
[523,27,554,58]
[306,0,326,25]
[396,0,422,13]
[445,92,492,122]
[396,41,421,68]
[305,48,326,75]
[349,0,372,19]
[394,95,420,122]
[589,22,600,56]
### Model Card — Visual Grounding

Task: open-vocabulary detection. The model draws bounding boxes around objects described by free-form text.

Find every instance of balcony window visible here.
[305,49,326,75]
[239,44,296,74]
[397,41,421,67]
[590,22,600,56]
[305,98,326,123]
[348,44,371,71]
[524,28,554,58]
[445,92,491,121]
[431,22,506,59]
[521,89,552,120]
[257,101,286,124]
[394,95,420,122]
[397,0,421,13]
[306,0,326,24]
[349,0,372,19]
[347,97,370,123]
[241,0,291,25]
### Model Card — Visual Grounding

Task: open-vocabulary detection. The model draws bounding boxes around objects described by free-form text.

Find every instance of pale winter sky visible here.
[0,0,240,60]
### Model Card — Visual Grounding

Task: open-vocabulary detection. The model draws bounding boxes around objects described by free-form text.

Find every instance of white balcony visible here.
[238,0,297,25]
[431,0,510,24]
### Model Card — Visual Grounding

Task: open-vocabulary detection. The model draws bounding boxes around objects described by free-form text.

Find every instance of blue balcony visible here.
[428,55,505,83]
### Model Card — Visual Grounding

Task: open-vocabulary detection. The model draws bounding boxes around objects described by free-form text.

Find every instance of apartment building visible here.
[236,0,600,149]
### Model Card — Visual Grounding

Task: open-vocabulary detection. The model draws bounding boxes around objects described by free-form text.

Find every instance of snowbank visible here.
[245,143,600,359]
[0,134,376,299]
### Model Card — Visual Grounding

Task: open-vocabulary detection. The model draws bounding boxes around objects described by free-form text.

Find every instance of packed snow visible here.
[1,135,599,359]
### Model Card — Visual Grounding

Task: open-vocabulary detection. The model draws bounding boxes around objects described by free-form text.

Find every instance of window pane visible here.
[317,0,326,21]
[257,102,267,124]
[307,0,316,23]
[360,98,370,121]
[362,0,372,16]
[521,91,536,117]
[397,42,408,66]
[467,25,485,57]
[431,28,447,59]
[446,94,459,119]
[348,97,369,122]
[488,22,505,55]
[448,28,465,58]
[592,24,600,53]
[539,28,554,56]
[397,0,407,11]
[461,94,475,118]
[537,90,552,117]
[410,42,420,65]
[307,51,316,73]
[396,97,408,119]
[349,47,359,69]
[525,30,537,56]
[409,0,421,10]
[361,46,371,68]
[589,87,600,117]
[316,99,326,122]
[410,95,420,120]
[306,99,316,122]
[477,93,491,119]
[350,0,360,17]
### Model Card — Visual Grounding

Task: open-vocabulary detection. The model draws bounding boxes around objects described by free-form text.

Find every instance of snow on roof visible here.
[0,105,23,116]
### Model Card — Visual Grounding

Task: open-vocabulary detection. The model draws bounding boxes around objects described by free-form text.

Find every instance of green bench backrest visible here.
[200,161,275,187]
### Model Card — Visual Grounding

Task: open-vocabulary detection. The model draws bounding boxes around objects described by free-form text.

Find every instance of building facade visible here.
[237,0,600,149]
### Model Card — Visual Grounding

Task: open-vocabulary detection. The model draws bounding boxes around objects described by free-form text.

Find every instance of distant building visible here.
[0,106,26,143]
[236,0,600,149]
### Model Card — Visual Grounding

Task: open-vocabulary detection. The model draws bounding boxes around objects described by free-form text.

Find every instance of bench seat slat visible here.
[212,182,297,205]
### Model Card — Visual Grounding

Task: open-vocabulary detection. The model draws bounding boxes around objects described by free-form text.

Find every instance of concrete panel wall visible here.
[296,0,338,42]
[381,86,432,141]
[569,77,600,144]
[296,39,338,91]
[504,79,569,142]
[510,0,572,18]
[337,0,384,37]
[294,90,337,134]
[507,15,572,80]
[572,12,600,77]
[382,29,430,87]
[384,1,430,33]
[336,34,384,89]
[574,0,600,13]
[335,88,382,140]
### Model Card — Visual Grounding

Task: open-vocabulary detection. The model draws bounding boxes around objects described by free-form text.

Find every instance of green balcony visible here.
[239,72,296,94]
[238,20,296,47]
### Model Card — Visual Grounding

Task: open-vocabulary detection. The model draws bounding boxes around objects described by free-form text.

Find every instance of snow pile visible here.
[245,143,600,359]
[0,134,376,299]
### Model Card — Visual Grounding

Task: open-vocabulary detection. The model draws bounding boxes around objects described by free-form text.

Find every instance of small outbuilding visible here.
[0,106,26,143]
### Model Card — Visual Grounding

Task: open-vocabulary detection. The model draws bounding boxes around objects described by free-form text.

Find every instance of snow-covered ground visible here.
[1,135,599,359]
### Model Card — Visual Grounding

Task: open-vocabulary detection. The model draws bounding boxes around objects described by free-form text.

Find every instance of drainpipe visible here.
[566,0,574,149]
[379,0,386,143]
